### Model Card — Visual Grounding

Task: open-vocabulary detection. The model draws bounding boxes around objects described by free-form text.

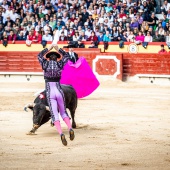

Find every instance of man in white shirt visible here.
[85,26,92,38]
[42,5,48,15]
[62,12,69,23]
[161,0,170,12]
[59,26,68,36]
[10,9,20,22]
[43,21,52,32]
[1,1,8,10]
[42,31,52,41]
[5,6,12,17]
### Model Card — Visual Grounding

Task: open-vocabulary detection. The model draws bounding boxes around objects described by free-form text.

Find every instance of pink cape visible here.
[60,57,100,98]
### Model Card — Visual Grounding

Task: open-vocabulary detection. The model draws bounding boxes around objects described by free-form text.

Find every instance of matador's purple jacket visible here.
[37,48,70,82]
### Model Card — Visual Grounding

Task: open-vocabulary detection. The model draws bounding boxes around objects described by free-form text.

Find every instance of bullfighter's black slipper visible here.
[61,134,67,146]
[69,129,75,141]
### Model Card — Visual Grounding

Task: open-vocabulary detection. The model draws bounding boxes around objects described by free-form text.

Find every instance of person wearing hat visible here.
[37,44,75,146]
[158,44,167,54]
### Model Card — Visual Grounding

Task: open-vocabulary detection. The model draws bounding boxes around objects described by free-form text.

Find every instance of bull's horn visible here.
[45,106,50,111]
[24,103,35,112]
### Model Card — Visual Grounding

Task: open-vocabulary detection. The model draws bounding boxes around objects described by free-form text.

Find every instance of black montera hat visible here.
[46,52,61,59]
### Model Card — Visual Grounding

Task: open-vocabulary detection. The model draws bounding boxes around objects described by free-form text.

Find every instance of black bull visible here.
[24,84,77,135]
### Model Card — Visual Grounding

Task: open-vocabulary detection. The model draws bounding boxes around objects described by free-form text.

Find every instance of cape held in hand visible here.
[60,57,100,98]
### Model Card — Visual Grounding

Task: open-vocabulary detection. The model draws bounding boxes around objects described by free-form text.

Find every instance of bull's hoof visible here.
[72,122,76,129]
[50,121,54,127]
[26,131,37,135]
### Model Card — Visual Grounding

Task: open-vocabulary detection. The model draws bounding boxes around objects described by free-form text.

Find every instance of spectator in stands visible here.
[98,31,104,42]
[66,32,73,41]
[58,16,65,26]
[103,30,112,42]
[59,26,68,36]
[38,8,45,19]
[137,9,144,27]
[0,0,167,46]
[13,26,20,36]
[26,30,33,41]
[133,28,139,36]
[83,22,89,31]
[68,27,75,36]
[135,31,145,44]
[19,9,26,22]
[56,21,62,30]
[1,31,8,47]
[158,26,165,36]
[153,31,162,42]
[87,31,98,42]
[4,15,14,27]
[166,9,170,19]
[164,22,170,32]
[166,32,170,49]
[4,21,12,34]
[144,31,153,42]
[10,8,19,22]
[111,26,119,41]
[130,18,139,30]
[127,31,136,42]
[118,30,128,42]
[94,26,100,36]
[0,23,4,39]
[17,30,25,41]
[158,44,167,54]
[79,30,88,41]
[26,21,33,32]
[15,18,21,28]
[7,30,16,43]
[59,31,67,41]
[161,0,170,14]
[36,31,42,43]
[147,12,158,28]
[73,30,79,41]
[21,17,28,28]
[82,7,89,23]
[65,22,70,31]
[76,39,85,48]
[42,30,52,42]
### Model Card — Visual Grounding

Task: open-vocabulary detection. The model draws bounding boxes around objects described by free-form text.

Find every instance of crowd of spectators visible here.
[0,0,170,48]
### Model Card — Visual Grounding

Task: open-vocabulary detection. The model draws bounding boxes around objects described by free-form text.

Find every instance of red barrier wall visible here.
[122,53,170,79]
[0,50,170,81]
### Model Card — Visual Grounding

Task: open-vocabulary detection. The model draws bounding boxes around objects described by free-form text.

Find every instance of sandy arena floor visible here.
[0,80,170,170]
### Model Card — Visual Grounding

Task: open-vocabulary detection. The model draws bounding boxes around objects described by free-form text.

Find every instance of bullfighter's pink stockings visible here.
[63,117,72,130]
[54,121,62,135]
